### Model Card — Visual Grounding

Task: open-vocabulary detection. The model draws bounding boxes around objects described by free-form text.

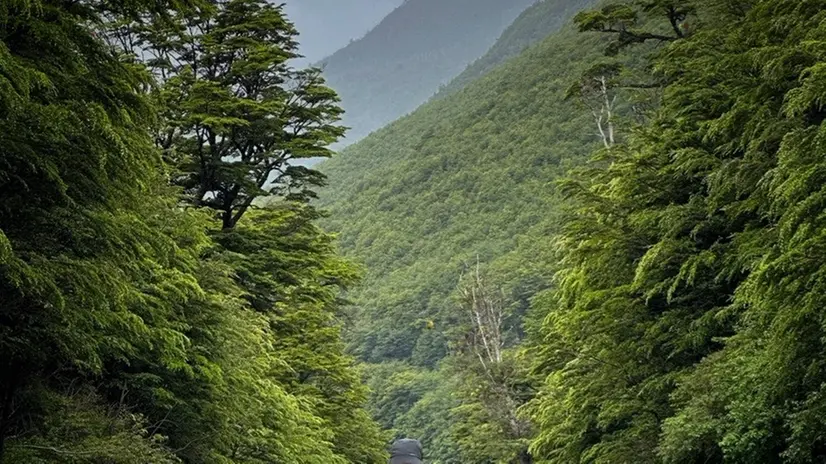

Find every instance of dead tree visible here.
[457,263,533,463]
[458,262,504,374]
[566,62,622,149]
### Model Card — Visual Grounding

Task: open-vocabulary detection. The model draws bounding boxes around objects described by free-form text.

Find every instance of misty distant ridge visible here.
[284,0,403,66]
[315,0,537,148]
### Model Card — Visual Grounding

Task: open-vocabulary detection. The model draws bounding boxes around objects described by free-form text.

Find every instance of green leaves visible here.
[0,1,383,462]
[574,4,639,34]
[573,1,689,55]
[143,0,344,229]
[529,0,826,462]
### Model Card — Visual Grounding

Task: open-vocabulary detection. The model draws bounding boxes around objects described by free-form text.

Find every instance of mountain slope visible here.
[318,0,535,146]
[434,0,597,98]
[316,2,636,461]
[284,0,403,65]
[318,11,608,368]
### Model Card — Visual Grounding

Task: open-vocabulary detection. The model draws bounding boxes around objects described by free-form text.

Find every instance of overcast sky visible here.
[283,0,404,65]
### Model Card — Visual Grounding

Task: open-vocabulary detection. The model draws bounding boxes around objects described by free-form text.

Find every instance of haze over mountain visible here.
[283,0,403,66]
[433,0,595,99]
[317,0,538,146]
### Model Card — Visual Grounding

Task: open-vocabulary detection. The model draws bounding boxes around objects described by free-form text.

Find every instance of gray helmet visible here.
[389,438,423,464]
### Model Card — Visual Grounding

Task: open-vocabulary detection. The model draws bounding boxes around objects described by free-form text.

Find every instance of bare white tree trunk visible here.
[458,262,532,447]
[460,261,505,372]
[591,75,617,149]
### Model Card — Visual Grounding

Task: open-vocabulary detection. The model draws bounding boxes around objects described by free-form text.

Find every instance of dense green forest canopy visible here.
[317,0,642,369]
[529,0,826,461]
[319,0,826,462]
[7,0,826,463]
[319,22,603,368]
[317,0,613,459]
[0,0,385,462]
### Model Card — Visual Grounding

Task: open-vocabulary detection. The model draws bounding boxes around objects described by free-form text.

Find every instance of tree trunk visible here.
[0,376,19,461]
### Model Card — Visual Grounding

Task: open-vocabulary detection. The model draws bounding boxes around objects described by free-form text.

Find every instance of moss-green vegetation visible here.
[318,6,613,460]
[530,1,826,461]
[320,23,605,368]
[9,0,826,462]
[0,1,385,462]
[325,0,826,462]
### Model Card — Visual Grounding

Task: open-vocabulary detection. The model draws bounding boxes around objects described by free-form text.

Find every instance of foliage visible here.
[529,0,826,462]
[573,0,692,55]
[450,350,534,464]
[218,204,389,463]
[0,0,384,462]
[3,388,181,464]
[135,0,345,227]
[318,10,613,460]
[449,269,536,464]
[362,362,463,463]
[0,0,206,458]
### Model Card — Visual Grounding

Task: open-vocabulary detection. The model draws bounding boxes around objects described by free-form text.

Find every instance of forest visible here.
[320,0,826,462]
[4,0,826,463]
[0,0,385,462]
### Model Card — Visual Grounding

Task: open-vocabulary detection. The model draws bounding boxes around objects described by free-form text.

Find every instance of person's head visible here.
[389,438,423,464]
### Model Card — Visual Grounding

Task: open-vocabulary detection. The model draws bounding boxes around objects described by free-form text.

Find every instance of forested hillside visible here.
[321,0,826,462]
[317,0,535,145]
[7,0,826,463]
[319,11,604,369]
[0,1,385,462]
[317,2,614,459]
[433,0,597,99]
